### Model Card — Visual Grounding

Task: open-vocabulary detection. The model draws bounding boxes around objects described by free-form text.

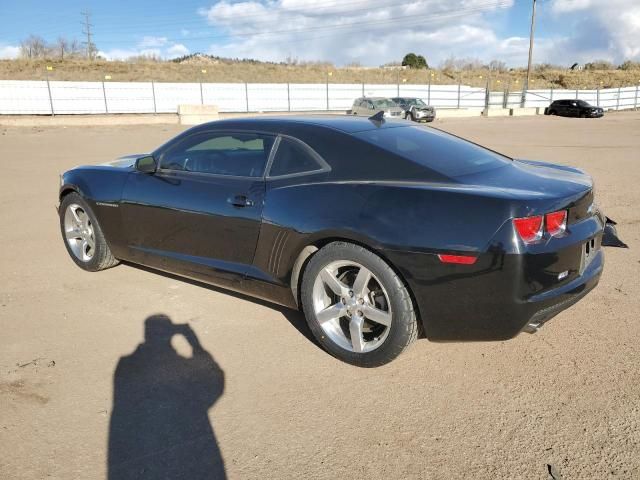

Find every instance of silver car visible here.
[391,97,436,122]
[351,97,404,118]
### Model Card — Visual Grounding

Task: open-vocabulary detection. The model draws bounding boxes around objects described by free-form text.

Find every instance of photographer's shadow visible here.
[108,314,226,479]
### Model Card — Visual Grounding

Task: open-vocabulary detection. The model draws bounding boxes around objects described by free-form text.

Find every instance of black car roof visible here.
[193,115,408,134]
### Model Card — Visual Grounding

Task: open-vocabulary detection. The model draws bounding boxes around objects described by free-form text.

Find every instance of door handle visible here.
[228,195,254,208]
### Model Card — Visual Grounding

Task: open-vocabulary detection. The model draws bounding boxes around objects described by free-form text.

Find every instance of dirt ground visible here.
[1,112,639,480]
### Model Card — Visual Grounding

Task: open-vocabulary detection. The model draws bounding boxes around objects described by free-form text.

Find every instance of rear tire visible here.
[59,192,119,272]
[301,242,418,367]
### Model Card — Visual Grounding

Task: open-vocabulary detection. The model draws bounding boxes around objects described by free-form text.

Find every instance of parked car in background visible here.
[391,97,436,122]
[544,100,604,118]
[58,115,615,367]
[351,97,404,118]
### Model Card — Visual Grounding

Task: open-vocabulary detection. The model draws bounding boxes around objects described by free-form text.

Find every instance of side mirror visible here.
[135,155,157,174]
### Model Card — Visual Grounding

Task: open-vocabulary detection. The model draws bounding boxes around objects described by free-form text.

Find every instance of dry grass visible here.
[1,58,639,89]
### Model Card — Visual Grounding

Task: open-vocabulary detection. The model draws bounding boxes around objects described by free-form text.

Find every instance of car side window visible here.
[268,137,326,178]
[159,132,274,177]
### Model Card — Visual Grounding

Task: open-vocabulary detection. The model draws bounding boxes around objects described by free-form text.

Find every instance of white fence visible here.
[0,80,639,115]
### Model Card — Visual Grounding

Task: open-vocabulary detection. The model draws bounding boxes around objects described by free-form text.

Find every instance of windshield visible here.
[372,99,397,108]
[411,98,427,107]
[354,126,511,178]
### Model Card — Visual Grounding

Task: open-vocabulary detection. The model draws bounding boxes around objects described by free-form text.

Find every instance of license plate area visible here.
[580,236,600,274]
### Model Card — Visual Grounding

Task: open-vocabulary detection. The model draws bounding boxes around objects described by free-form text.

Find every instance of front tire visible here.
[405,111,414,121]
[59,192,119,272]
[301,242,418,367]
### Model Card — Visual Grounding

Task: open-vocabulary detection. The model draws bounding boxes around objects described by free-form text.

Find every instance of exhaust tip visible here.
[523,322,541,334]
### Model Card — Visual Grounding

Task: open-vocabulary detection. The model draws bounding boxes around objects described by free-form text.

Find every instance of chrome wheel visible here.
[311,261,392,353]
[63,203,96,262]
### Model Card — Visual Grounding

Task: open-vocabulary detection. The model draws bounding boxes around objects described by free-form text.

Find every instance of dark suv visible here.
[544,100,604,118]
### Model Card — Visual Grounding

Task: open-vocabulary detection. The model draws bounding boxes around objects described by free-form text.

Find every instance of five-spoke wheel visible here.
[59,192,119,271]
[64,204,96,262]
[302,242,418,367]
[312,261,392,353]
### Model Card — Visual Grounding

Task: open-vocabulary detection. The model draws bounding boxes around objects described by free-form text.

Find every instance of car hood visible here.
[100,154,147,168]
[410,105,434,112]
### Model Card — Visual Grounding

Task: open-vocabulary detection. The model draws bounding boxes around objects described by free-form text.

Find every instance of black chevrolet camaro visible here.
[59,115,611,367]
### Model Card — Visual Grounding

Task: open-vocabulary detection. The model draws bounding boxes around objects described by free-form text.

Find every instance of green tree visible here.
[402,53,428,69]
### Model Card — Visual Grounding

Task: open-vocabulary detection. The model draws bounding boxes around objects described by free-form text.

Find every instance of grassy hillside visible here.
[1,58,639,90]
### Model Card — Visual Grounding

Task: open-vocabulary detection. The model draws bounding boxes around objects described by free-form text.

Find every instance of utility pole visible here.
[522,0,537,106]
[81,11,95,60]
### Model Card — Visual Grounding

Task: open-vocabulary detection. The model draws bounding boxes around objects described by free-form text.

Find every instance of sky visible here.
[0,0,639,67]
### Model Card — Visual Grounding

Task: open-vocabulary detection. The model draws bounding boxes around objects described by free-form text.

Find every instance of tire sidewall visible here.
[59,193,107,271]
[301,242,415,367]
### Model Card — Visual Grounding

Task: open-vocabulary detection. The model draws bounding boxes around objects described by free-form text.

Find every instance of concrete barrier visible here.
[178,104,219,125]
[483,108,511,117]
[510,107,540,116]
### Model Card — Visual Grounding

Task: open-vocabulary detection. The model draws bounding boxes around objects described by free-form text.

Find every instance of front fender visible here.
[58,166,131,257]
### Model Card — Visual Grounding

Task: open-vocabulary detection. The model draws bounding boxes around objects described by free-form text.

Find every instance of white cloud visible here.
[551,0,593,13]
[138,36,169,48]
[167,43,190,58]
[0,44,20,59]
[547,0,640,62]
[198,0,516,66]
[98,48,143,61]
[99,43,187,61]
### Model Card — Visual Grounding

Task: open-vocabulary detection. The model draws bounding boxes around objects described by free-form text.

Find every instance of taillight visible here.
[513,215,543,243]
[546,210,567,236]
[514,210,568,243]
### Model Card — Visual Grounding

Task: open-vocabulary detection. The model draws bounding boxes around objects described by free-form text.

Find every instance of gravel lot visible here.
[1,113,639,479]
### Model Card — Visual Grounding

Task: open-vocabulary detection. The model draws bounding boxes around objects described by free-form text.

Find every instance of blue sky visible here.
[1,0,639,66]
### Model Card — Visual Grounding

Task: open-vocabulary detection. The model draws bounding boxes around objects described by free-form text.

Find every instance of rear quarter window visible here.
[354,126,511,178]
[268,137,327,177]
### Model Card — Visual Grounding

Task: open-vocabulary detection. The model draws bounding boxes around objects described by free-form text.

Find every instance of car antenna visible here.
[368,110,385,125]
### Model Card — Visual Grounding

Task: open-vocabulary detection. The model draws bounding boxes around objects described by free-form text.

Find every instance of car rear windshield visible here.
[354,126,511,178]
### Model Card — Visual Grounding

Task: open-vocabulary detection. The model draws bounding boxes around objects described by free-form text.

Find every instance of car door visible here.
[354,99,366,115]
[120,130,275,287]
[352,99,363,115]
[567,101,580,117]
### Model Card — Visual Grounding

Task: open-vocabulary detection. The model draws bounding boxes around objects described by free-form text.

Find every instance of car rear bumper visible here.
[383,220,604,341]
[520,248,602,333]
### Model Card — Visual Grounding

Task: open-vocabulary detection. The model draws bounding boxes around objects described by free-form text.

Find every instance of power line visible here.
[95,1,510,47]
[31,0,508,42]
